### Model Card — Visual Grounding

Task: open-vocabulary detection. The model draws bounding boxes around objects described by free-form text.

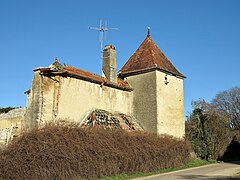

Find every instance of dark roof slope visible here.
[120,33,185,78]
[36,60,133,92]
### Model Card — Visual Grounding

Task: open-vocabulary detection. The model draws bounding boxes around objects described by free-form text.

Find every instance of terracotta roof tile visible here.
[38,63,132,91]
[120,34,185,78]
[63,66,103,82]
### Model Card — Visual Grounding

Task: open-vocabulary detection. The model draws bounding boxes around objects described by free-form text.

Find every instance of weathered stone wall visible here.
[126,71,157,132]
[56,76,133,122]
[156,71,185,138]
[0,108,25,122]
[25,71,133,127]
[25,71,43,128]
[25,69,184,138]
[0,108,25,145]
[126,70,185,138]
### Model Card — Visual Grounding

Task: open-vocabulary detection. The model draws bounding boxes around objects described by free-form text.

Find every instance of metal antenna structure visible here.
[89,20,118,52]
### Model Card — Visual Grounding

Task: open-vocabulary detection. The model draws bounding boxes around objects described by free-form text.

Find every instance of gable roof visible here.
[120,32,185,78]
[36,60,133,92]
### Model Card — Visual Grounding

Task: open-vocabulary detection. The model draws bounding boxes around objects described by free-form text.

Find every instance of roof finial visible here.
[147,26,150,37]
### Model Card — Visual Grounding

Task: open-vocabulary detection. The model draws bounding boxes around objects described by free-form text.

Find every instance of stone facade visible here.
[155,71,184,137]
[25,30,186,138]
[25,69,133,129]
[0,108,25,145]
[126,71,158,133]
[126,70,184,138]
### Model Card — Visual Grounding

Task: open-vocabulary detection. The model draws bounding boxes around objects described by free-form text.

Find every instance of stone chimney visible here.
[102,45,117,83]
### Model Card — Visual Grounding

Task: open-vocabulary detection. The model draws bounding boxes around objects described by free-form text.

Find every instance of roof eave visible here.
[65,72,134,91]
[121,67,186,79]
[39,69,134,92]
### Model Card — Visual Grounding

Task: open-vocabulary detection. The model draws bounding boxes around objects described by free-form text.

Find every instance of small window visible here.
[164,75,169,85]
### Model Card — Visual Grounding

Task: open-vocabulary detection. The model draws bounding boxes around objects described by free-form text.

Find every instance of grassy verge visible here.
[98,159,217,180]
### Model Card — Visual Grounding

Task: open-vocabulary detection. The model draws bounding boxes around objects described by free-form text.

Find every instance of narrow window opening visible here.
[164,75,169,85]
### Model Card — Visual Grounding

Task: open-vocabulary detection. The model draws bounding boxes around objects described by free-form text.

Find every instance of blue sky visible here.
[0,0,240,116]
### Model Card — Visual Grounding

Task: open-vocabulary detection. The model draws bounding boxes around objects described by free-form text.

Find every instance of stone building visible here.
[25,29,186,138]
[0,108,25,145]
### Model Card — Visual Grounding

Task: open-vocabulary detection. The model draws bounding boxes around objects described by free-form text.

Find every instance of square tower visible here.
[120,29,186,138]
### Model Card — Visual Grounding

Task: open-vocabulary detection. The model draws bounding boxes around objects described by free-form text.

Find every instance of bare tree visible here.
[212,87,240,129]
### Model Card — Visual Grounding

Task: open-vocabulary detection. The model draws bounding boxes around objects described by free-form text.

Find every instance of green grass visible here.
[98,159,217,180]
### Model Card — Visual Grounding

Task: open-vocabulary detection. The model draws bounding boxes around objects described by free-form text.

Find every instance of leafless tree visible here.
[212,87,240,129]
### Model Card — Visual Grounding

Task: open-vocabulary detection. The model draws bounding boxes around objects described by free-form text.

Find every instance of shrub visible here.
[0,107,16,114]
[186,101,235,160]
[0,124,191,180]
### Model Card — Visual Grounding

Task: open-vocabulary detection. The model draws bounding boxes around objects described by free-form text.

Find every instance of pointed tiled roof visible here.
[120,30,185,78]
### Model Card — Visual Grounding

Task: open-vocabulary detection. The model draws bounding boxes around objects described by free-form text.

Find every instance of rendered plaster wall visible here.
[126,70,185,138]
[156,71,185,138]
[126,71,157,132]
[25,70,56,128]
[0,108,25,128]
[25,71,133,127]
[25,71,42,128]
[56,76,133,122]
[0,116,24,129]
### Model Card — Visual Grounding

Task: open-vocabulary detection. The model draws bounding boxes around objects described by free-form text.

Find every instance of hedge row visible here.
[0,124,191,180]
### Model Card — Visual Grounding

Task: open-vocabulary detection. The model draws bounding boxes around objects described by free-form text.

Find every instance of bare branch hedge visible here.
[0,124,191,180]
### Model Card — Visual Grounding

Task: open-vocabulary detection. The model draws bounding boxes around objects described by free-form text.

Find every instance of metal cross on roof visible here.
[89,20,118,52]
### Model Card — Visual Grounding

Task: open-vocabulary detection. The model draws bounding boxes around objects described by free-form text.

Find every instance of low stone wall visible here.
[0,108,26,145]
[0,108,26,121]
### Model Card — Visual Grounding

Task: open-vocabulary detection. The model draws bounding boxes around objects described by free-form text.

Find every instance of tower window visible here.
[164,75,169,85]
